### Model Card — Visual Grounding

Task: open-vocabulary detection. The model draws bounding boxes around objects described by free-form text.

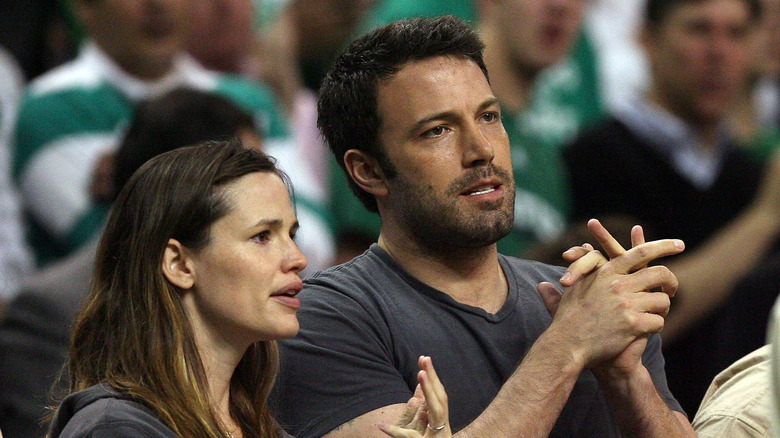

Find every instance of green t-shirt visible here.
[741,126,780,161]
[14,49,289,266]
[497,34,603,256]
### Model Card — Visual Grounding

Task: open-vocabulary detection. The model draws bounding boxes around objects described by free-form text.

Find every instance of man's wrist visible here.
[532,325,588,376]
[593,363,653,401]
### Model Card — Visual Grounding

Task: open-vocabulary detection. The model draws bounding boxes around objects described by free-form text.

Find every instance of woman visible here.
[48,140,449,438]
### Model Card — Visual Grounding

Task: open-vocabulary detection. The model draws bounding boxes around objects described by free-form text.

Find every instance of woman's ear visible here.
[343,149,389,198]
[162,238,196,290]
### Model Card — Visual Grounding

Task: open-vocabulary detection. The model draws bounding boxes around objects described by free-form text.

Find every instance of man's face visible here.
[375,56,515,251]
[645,0,753,124]
[78,0,190,79]
[188,0,254,72]
[493,0,586,74]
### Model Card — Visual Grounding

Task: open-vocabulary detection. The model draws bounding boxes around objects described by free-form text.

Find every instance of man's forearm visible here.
[455,329,585,438]
[596,366,696,437]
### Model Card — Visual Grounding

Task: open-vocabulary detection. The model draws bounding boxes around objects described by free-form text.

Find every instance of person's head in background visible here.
[187,0,255,73]
[288,0,375,91]
[67,140,306,436]
[476,0,586,110]
[641,0,762,128]
[91,87,261,202]
[71,0,191,80]
[478,0,586,75]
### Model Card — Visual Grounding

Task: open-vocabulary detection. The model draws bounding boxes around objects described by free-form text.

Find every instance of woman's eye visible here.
[252,231,271,244]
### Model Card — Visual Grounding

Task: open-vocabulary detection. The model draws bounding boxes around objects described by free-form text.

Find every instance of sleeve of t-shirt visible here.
[642,333,686,416]
[273,280,413,438]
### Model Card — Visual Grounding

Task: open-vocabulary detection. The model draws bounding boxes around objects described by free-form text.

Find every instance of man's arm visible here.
[574,220,696,436]
[325,238,685,437]
[325,328,593,438]
[661,150,780,343]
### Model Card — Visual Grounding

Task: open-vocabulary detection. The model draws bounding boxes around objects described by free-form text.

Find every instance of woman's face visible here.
[183,172,307,347]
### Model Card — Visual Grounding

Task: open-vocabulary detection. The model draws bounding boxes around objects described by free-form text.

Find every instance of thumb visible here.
[537,282,562,317]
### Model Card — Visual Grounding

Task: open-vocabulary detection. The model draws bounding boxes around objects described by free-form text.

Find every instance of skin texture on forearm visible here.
[453,330,585,438]
[595,364,696,437]
[663,205,780,344]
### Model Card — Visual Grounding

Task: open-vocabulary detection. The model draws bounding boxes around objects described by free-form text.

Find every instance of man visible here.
[273,15,695,437]
[562,0,780,414]
[328,0,602,261]
[12,0,288,266]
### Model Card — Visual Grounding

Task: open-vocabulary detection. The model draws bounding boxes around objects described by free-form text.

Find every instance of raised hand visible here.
[540,219,684,370]
[379,356,451,438]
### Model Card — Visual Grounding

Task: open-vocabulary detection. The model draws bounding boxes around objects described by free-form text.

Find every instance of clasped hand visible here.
[538,219,685,372]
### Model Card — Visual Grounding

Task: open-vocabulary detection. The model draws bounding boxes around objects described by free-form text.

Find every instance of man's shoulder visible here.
[562,115,647,168]
[566,115,633,147]
[302,247,388,296]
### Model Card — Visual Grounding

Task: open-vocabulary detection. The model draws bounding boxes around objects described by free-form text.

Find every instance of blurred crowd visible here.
[0,0,778,436]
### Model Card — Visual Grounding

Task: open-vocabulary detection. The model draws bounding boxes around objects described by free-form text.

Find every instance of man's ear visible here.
[343,149,389,197]
[162,238,196,290]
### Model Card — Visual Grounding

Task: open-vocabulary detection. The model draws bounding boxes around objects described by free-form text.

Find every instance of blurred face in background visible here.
[291,0,375,89]
[490,0,586,76]
[750,0,780,78]
[188,0,255,73]
[644,0,754,124]
[76,0,191,79]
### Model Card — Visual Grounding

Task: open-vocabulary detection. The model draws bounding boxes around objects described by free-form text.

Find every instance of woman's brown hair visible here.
[67,139,290,437]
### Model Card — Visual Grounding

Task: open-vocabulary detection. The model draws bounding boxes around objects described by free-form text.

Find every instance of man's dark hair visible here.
[318,15,488,212]
[645,0,761,27]
[113,87,257,198]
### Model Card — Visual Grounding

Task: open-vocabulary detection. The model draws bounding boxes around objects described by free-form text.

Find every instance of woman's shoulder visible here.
[49,384,178,438]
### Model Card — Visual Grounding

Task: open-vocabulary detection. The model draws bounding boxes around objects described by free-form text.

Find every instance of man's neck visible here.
[377,228,509,314]
[480,23,538,114]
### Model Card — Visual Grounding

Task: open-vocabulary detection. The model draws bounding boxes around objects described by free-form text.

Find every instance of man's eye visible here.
[482,112,498,122]
[424,126,446,137]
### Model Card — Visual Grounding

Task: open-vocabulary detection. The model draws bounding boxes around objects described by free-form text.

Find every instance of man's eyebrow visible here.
[478,97,501,113]
[408,97,501,135]
[408,110,459,134]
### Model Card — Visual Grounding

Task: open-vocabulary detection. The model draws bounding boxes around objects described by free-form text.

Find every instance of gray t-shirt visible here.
[273,244,682,437]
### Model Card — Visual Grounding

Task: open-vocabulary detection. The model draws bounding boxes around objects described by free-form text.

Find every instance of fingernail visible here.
[560,271,572,283]
[674,240,684,249]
